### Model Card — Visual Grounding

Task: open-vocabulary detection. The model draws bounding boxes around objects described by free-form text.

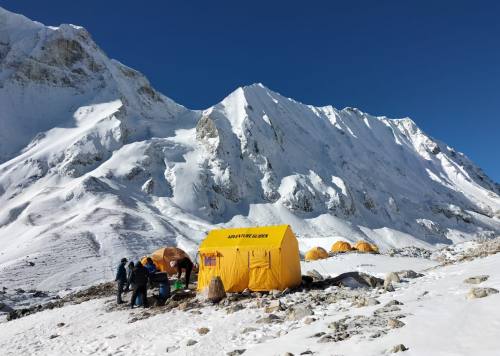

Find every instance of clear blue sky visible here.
[1,0,499,182]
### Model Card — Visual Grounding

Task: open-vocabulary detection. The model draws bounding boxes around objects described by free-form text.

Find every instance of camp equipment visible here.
[331,240,353,253]
[304,246,329,261]
[197,225,301,292]
[140,247,191,276]
[354,240,377,253]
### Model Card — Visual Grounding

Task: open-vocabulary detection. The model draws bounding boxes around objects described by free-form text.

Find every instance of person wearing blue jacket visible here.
[144,257,157,274]
[115,257,128,304]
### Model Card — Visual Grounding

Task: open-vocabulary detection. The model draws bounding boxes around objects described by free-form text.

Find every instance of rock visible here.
[256,313,282,324]
[241,327,258,334]
[166,345,180,353]
[271,289,282,297]
[208,276,226,303]
[56,322,65,327]
[197,327,210,335]
[467,287,499,299]
[389,344,409,353]
[387,318,405,329]
[384,282,395,292]
[33,290,48,298]
[328,320,348,332]
[397,270,424,279]
[287,305,313,321]
[283,353,294,356]
[227,350,246,356]
[304,317,316,324]
[464,275,489,284]
[306,269,324,281]
[384,300,404,307]
[241,288,251,296]
[186,339,198,346]
[226,303,244,314]
[49,334,59,339]
[300,351,313,355]
[309,332,326,338]
[356,297,380,307]
[317,334,334,343]
[374,305,401,315]
[265,299,284,313]
[385,272,400,288]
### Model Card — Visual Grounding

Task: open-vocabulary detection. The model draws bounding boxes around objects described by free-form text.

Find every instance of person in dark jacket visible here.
[144,257,157,275]
[115,257,127,304]
[124,261,135,292]
[170,256,194,289]
[130,261,149,308]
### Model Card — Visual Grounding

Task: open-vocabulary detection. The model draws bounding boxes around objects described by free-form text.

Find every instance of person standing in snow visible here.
[124,261,135,292]
[144,257,157,274]
[115,257,128,304]
[170,256,194,289]
[130,261,149,308]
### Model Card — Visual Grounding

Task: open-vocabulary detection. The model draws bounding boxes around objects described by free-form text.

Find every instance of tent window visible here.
[203,255,217,267]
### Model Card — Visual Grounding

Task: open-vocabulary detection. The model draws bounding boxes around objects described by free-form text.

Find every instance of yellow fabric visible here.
[304,247,329,261]
[354,241,376,253]
[141,247,190,276]
[197,225,302,292]
[331,241,352,253]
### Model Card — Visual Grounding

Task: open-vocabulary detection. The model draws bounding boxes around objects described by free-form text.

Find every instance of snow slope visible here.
[0,6,499,292]
[1,252,499,356]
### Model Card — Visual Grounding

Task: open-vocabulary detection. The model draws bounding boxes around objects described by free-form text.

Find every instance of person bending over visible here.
[170,256,194,289]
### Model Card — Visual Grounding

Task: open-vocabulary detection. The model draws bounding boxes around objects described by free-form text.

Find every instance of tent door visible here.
[248,249,278,291]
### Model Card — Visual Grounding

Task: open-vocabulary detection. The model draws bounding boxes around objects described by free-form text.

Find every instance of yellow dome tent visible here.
[331,240,353,253]
[197,225,301,292]
[304,246,329,261]
[354,240,376,253]
[141,247,191,276]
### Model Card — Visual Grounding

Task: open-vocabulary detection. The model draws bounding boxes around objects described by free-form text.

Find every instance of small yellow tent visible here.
[141,247,191,276]
[197,225,301,292]
[304,246,329,261]
[331,240,353,253]
[354,241,376,253]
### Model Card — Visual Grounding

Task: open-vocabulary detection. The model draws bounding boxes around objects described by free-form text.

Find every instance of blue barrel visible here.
[159,282,170,299]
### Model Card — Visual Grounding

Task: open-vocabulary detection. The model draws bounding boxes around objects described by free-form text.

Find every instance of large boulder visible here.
[467,287,499,299]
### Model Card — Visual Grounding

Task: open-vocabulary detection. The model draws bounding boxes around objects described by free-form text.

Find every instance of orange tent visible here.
[331,241,353,253]
[141,247,191,276]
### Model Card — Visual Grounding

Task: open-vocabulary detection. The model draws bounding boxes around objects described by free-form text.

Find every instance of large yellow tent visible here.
[197,225,301,292]
[331,240,353,253]
[304,246,329,261]
[354,240,376,253]
[141,247,191,276]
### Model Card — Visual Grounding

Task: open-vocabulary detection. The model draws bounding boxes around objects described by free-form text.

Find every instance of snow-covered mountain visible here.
[0,7,498,291]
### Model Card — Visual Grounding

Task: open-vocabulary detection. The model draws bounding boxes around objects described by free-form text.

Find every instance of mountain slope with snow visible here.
[0,7,499,292]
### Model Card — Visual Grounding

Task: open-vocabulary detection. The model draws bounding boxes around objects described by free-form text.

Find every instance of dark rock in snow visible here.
[389,344,409,353]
